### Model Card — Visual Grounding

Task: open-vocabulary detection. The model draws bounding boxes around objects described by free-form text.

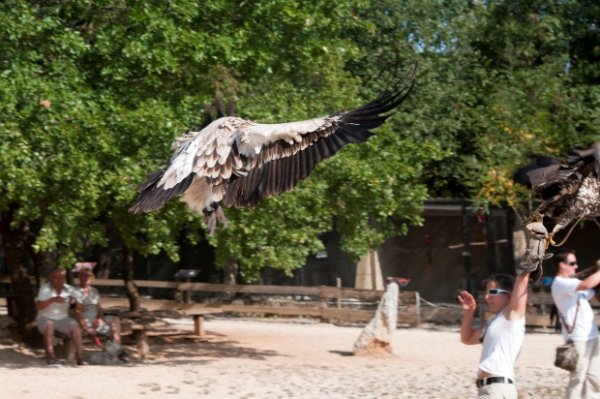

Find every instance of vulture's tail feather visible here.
[129,171,194,213]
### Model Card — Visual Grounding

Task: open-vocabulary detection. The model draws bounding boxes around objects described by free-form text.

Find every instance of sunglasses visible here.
[486,288,511,296]
[566,261,578,266]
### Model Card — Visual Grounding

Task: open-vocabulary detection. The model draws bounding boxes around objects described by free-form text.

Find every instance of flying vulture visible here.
[130,65,418,234]
[513,141,600,244]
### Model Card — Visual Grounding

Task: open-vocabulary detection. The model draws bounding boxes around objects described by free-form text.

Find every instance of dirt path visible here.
[0,317,567,398]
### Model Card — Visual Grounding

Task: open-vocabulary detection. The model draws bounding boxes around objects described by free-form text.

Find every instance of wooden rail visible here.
[0,277,421,327]
[527,290,600,328]
[481,288,600,328]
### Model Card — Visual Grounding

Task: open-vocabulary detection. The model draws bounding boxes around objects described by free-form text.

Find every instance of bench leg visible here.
[193,315,204,337]
[133,329,149,359]
[63,337,76,364]
[54,334,75,364]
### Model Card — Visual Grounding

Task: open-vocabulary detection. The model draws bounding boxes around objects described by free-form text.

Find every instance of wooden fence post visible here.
[414,292,421,327]
[318,286,328,323]
[336,278,341,309]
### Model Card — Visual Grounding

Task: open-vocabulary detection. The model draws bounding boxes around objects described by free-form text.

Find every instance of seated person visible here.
[74,267,126,360]
[35,268,86,365]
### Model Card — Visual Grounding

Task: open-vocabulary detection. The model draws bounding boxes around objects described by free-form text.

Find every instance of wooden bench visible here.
[114,305,223,359]
[102,298,223,334]
[177,308,224,337]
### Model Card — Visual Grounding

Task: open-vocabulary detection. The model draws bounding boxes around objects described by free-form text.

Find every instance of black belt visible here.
[476,377,514,388]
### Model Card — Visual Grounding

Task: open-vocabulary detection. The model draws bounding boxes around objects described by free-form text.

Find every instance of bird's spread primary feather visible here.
[130,64,418,234]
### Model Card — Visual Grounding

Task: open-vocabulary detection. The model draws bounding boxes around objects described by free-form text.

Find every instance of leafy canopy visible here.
[1,0,598,279]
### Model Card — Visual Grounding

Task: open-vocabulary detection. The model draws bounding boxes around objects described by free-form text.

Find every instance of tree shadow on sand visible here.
[127,330,288,366]
[0,346,50,369]
[0,329,286,369]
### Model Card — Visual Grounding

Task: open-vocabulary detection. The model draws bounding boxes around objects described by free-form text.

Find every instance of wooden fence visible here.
[0,277,421,327]
[481,288,600,328]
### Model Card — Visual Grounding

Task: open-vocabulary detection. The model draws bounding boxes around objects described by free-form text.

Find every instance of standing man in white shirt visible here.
[551,249,600,399]
[35,268,85,365]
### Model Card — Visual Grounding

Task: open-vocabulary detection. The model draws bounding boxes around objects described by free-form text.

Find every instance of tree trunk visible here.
[222,259,238,299]
[122,245,140,312]
[94,223,118,279]
[33,250,57,283]
[0,208,39,344]
[223,259,238,285]
[96,249,111,279]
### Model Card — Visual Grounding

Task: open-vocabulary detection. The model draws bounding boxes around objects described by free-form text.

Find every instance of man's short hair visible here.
[552,248,576,274]
[49,268,66,278]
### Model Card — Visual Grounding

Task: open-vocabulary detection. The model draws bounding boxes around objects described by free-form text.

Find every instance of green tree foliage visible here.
[0,0,598,291]
[363,0,600,210]
[466,0,600,208]
[0,0,432,284]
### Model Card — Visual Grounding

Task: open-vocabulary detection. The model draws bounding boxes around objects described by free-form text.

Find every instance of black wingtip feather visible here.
[223,62,418,208]
[513,156,561,188]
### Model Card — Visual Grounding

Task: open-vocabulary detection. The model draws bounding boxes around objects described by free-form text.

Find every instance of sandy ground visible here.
[0,316,568,399]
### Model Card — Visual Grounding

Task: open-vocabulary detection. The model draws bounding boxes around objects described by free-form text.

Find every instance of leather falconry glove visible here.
[516,222,552,281]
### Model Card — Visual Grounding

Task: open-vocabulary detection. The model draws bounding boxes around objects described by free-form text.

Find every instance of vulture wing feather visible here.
[131,63,419,233]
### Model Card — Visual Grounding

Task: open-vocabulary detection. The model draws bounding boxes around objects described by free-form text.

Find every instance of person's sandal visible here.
[76,358,89,366]
[117,349,130,363]
[47,357,59,366]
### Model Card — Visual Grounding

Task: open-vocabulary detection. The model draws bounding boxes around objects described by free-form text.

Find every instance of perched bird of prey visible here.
[130,65,417,234]
[513,141,600,244]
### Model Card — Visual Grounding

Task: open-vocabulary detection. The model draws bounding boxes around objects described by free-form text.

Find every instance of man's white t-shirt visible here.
[551,276,599,342]
[35,282,75,320]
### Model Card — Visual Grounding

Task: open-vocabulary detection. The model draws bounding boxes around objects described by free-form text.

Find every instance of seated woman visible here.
[74,267,126,360]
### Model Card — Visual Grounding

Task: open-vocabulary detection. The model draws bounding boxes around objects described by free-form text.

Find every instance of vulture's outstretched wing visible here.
[130,64,418,232]
[223,77,415,207]
[514,141,600,242]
